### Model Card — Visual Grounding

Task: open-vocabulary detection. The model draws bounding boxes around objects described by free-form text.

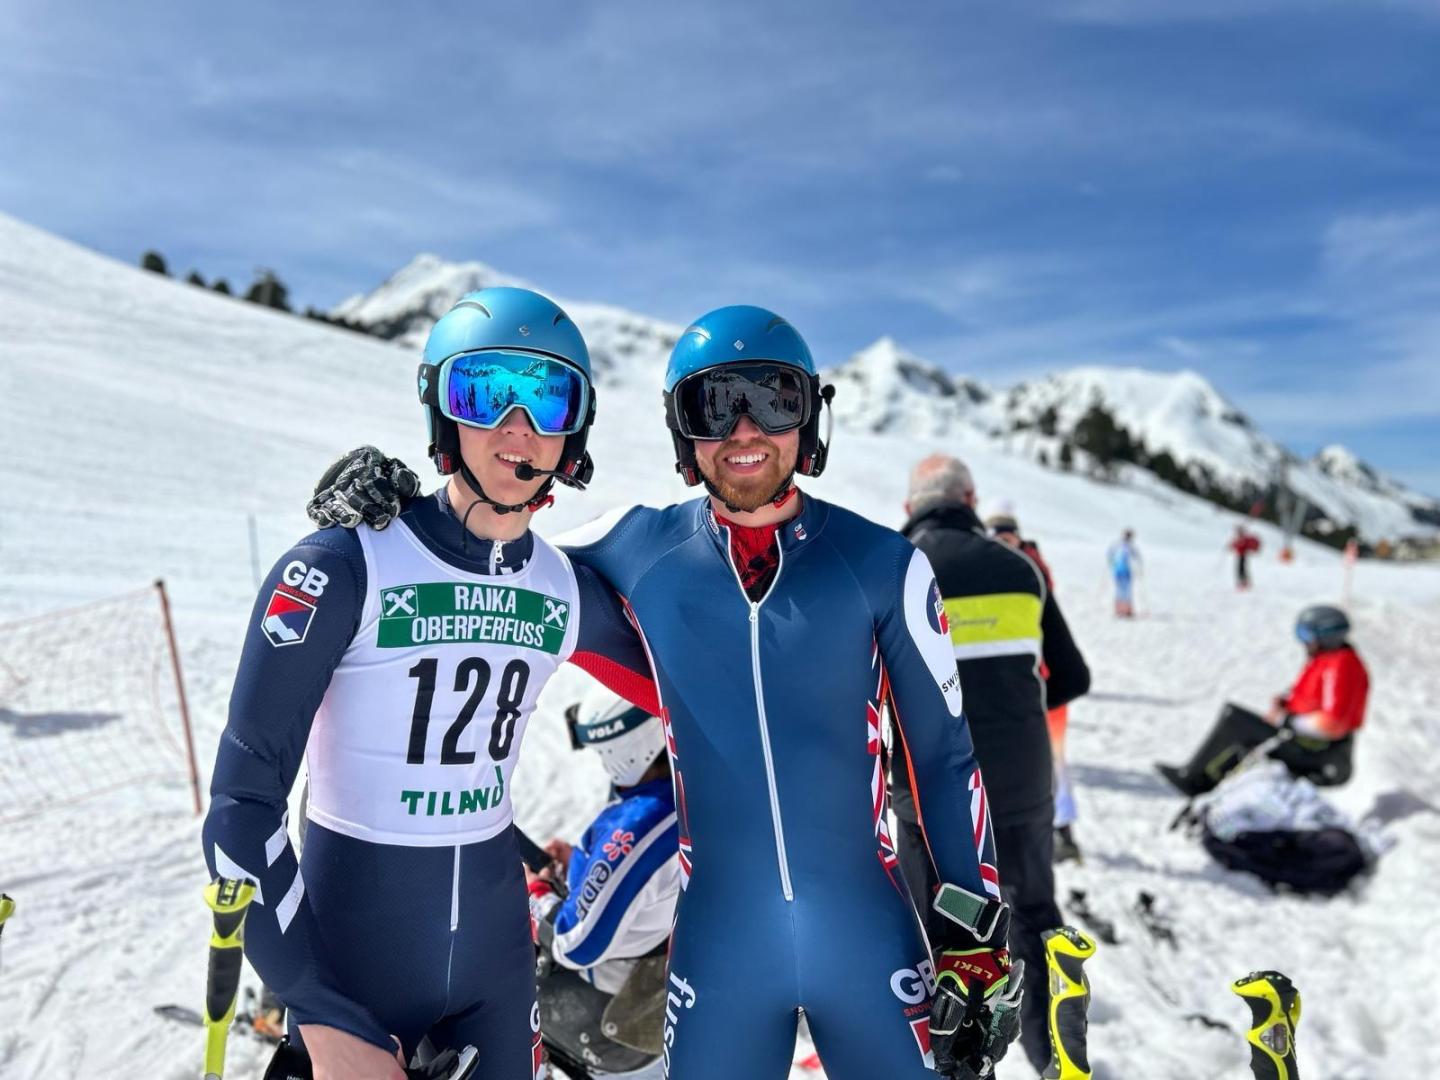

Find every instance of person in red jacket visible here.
[1157,604,1368,796]
[1229,525,1262,591]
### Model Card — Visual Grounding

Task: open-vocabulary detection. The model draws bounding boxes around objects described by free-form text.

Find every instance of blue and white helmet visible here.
[565,686,666,789]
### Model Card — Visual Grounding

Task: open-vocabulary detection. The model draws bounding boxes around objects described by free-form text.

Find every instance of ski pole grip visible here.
[1042,926,1096,1079]
[202,877,256,1080]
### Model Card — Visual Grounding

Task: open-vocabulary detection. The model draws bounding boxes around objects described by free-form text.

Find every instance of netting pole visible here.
[156,579,203,816]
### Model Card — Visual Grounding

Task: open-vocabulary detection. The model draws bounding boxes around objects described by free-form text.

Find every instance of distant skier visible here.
[1229,525,1261,591]
[528,687,679,1080]
[1157,604,1369,796]
[987,509,1083,864]
[1106,529,1142,617]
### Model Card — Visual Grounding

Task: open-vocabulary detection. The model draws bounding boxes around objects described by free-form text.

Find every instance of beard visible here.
[698,435,796,512]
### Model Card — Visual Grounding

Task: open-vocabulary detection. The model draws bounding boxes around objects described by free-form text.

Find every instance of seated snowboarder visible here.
[1158,604,1368,797]
[526,686,679,1080]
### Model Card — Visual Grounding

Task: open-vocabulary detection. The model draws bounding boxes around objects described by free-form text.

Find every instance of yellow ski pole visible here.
[1042,925,1097,1079]
[1232,970,1301,1080]
[202,878,256,1080]
[0,893,14,972]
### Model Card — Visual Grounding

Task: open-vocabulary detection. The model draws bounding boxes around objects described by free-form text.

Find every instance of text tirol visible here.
[377,581,570,654]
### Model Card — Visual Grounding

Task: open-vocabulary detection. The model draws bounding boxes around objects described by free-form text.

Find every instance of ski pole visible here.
[1042,926,1096,1079]
[0,893,13,972]
[1232,970,1301,1080]
[202,877,257,1080]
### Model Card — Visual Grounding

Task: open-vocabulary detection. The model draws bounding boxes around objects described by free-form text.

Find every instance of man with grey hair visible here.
[890,452,1090,1073]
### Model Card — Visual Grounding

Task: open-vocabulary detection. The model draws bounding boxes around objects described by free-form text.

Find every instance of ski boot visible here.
[1232,970,1301,1080]
[1041,926,1096,1079]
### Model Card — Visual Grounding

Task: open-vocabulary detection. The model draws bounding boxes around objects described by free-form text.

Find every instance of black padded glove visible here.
[306,446,421,531]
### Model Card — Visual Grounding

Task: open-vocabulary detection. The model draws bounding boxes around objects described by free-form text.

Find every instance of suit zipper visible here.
[722,526,794,901]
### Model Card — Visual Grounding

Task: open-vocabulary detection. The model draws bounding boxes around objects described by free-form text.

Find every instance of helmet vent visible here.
[553,312,569,326]
[453,300,492,318]
[765,316,789,333]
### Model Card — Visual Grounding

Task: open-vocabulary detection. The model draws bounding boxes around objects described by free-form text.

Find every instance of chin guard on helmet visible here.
[664,375,835,488]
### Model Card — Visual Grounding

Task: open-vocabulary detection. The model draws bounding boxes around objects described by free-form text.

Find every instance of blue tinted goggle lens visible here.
[441,350,589,435]
[1295,624,1316,643]
[674,363,810,440]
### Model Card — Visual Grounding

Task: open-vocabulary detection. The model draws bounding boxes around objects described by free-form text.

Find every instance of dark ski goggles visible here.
[436,349,591,435]
[671,362,812,441]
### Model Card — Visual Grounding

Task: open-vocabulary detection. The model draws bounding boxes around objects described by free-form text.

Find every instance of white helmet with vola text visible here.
[564,685,666,789]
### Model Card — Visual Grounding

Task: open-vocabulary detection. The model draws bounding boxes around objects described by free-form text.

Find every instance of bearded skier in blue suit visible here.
[313,302,1024,1079]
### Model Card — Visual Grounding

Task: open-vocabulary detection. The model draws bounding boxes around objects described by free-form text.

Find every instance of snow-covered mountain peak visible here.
[331,253,534,347]
[822,336,999,437]
[330,253,1437,543]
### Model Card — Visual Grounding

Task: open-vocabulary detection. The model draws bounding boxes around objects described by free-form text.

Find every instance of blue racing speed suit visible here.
[561,494,1000,1080]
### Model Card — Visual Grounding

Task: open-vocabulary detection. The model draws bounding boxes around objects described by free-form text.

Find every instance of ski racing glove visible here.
[928,883,1025,1079]
[307,446,420,531]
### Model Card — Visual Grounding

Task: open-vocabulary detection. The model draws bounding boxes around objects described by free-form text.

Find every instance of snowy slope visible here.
[333,255,1439,545]
[3,214,1440,1079]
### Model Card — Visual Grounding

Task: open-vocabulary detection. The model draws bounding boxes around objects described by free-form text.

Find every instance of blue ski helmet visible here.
[1295,604,1350,650]
[662,305,832,487]
[418,287,596,507]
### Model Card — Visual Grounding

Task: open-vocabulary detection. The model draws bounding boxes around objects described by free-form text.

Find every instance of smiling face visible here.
[693,415,800,513]
[455,407,565,507]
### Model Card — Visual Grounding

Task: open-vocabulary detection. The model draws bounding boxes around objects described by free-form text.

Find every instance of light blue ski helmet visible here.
[417,287,596,508]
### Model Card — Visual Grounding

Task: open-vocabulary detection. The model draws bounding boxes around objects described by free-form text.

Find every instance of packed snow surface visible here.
[2,214,1439,1079]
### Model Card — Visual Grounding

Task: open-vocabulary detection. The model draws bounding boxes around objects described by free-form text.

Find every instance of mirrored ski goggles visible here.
[671,362,812,441]
[434,349,591,435]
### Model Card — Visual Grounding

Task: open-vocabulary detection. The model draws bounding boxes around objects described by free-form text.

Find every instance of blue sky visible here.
[4,0,1438,492]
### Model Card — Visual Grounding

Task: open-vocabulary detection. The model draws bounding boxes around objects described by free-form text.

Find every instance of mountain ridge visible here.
[331,254,1439,545]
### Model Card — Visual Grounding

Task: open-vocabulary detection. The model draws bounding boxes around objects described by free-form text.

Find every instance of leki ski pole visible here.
[202,877,257,1080]
[1042,926,1097,1079]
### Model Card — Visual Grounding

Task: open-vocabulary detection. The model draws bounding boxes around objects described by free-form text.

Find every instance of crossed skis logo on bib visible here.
[377,581,570,653]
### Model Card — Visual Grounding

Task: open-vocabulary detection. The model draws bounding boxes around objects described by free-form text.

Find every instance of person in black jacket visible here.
[890,454,1091,1073]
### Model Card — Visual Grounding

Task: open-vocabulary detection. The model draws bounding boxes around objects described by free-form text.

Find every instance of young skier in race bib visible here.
[203,288,655,1080]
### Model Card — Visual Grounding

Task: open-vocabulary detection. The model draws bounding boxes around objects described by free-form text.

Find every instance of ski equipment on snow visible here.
[202,877,256,1080]
[1133,891,1177,949]
[417,287,596,514]
[1232,970,1301,1080]
[564,686,666,788]
[1064,889,1119,945]
[1041,926,1095,1079]
[662,305,834,504]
